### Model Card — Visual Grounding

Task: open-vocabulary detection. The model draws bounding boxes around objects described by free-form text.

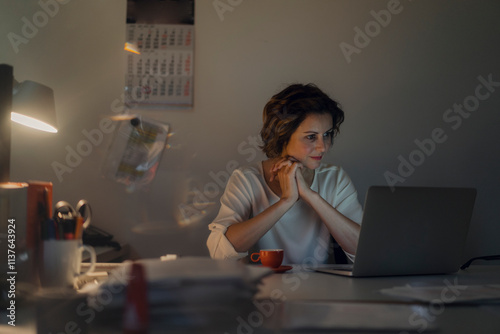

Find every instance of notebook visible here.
[314,186,477,277]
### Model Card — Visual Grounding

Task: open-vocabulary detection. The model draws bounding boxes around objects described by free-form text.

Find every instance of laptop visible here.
[314,186,477,277]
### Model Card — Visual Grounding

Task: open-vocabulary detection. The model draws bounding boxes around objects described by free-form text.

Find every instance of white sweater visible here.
[206,162,363,264]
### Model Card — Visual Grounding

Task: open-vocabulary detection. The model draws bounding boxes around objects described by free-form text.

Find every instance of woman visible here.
[207,83,363,264]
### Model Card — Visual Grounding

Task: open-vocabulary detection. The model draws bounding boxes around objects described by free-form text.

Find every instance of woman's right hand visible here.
[271,157,301,203]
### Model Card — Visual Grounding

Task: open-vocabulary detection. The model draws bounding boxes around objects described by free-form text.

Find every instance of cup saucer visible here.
[266,265,293,273]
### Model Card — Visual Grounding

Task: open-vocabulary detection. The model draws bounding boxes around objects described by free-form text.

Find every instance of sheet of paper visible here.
[0,325,33,334]
[380,284,500,303]
[281,301,437,332]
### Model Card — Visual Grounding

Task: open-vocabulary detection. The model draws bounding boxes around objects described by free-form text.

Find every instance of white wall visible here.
[1,0,499,261]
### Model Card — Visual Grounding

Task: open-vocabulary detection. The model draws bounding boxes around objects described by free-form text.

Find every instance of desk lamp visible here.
[0,64,58,290]
[0,63,58,182]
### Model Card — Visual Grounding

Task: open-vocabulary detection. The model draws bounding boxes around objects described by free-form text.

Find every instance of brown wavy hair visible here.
[259,83,345,158]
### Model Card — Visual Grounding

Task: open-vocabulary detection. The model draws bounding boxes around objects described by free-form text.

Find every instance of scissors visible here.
[53,199,92,239]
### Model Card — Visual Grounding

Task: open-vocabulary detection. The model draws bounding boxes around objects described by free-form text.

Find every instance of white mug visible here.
[40,240,96,288]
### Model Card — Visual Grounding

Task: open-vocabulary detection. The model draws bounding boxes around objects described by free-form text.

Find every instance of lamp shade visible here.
[12,80,57,133]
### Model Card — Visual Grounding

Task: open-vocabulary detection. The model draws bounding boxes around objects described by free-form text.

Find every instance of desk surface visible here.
[2,264,500,333]
[257,264,500,301]
[255,265,500,333]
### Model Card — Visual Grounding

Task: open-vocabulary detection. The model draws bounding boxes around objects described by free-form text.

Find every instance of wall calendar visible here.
[125,23,194,108]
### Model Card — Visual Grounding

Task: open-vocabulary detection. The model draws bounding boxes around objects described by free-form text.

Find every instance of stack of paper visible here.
[82,257,272,331]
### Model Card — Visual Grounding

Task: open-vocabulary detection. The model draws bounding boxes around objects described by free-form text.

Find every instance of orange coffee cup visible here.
[250,249,284,268]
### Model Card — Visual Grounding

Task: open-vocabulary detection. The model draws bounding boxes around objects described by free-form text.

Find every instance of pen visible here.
[63,219,76,240]
[40,212,48,240]
[45,218,56,240]
[75,216,84,240]
[56,219,64,240]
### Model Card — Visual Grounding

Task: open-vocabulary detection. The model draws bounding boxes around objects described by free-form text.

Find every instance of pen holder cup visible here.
[40,240,96,289]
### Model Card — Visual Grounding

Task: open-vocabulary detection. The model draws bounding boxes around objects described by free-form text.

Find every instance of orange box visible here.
[27,181,52,286]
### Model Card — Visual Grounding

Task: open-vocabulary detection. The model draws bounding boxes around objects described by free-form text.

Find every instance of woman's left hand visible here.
[295,164,314,199]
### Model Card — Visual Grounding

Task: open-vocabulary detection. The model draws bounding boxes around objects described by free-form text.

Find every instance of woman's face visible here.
[282,113,333,169]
